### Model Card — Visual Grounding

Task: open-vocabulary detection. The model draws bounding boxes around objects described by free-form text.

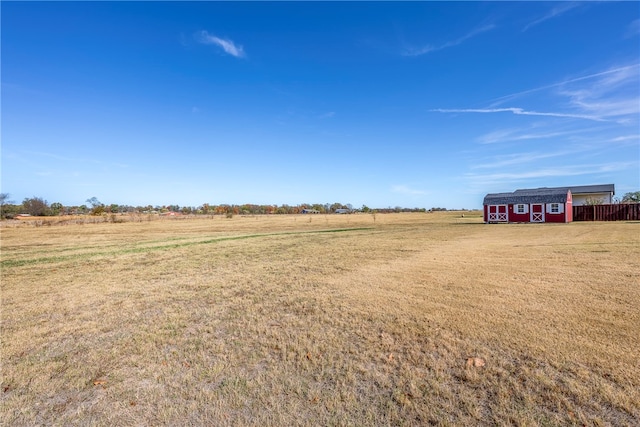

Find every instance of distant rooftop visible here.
[567,184,615,195]
[514,184,615,195]
[485,184,615,205]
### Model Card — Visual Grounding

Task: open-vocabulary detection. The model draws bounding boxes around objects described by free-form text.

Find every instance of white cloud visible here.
[604,134,640,148]
[477,126,600,144]
[195,31,245,58]
[318,111,335,119]
[466,161,637,187]
[558,65,640,122]
[488,64,640,106]
[432,107,607,122]
[484,63,640,124]
[471,150,577,169]
[403,24,495,57]
[609,135,639,143]
[522,3,581,32]
[392,185,427,196]
[477,128,519,145]
[25,151,129,168]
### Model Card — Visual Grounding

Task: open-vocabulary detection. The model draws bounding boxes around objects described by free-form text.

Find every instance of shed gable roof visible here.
[484,187,570,205]
[567,184,614,195]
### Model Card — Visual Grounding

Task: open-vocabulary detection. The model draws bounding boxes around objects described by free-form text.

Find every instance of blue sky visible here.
[2,2,639,209]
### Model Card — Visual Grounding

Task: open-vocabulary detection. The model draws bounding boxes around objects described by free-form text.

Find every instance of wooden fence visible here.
[573,203,640,221]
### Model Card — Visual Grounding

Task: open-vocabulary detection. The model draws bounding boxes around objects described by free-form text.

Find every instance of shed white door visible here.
[488,205,508,222]
[530,204,545,222]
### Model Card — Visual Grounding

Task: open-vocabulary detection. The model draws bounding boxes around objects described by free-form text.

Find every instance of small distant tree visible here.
[50,202,64,216]
[22,197,49,216]
[1,193,17,219]
[621,191,640,203]
[0,193,12,206]
[86,197,101,208]
[1,193,13,212]
[86,197,105,215]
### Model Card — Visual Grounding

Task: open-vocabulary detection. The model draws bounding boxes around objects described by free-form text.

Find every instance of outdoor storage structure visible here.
[483,187,573,223]
[568,184,615,206]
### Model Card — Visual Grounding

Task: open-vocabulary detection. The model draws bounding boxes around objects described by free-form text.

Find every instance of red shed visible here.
[483,187,573,223]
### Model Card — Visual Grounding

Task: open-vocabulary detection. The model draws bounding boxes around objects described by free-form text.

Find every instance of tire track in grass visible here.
[1,228,374,268]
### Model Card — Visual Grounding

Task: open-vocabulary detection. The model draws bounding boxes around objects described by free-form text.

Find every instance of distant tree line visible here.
[2,191,637,220]
[0,194,437,219]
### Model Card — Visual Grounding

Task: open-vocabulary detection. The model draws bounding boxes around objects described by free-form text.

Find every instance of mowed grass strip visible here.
[0,227,373,268]
[1,213,639,426]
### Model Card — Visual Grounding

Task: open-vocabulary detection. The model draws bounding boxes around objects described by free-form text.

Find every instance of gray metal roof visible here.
[484,184,614,205]
[567,184,614,195]
[513,184,614,195]
[484,187,570,205]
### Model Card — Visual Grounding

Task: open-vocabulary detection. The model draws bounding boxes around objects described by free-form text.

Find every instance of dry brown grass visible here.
[1,212,639,426]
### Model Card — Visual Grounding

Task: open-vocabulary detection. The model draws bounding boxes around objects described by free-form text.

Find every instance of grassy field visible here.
[1,212,639,426]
